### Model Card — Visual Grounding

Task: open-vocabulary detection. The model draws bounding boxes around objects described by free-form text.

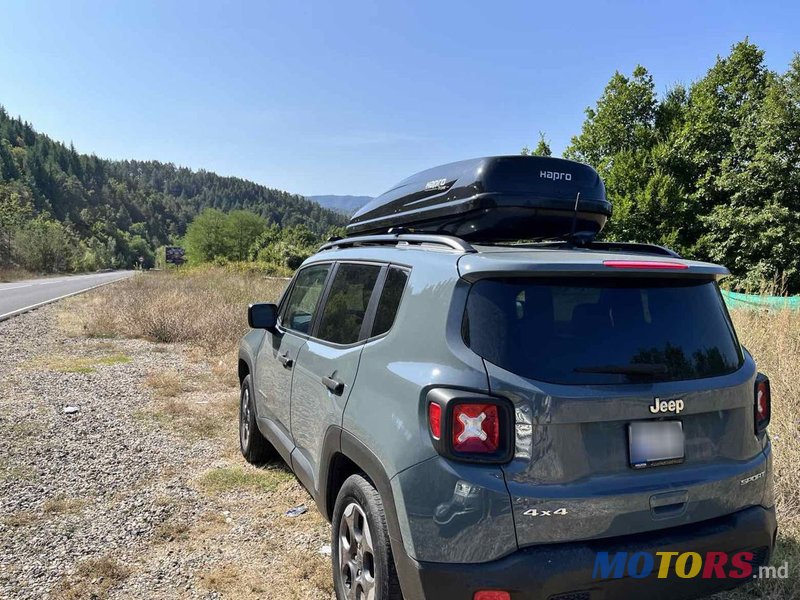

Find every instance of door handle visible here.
[322,375,345,395]
[278,352,293,369]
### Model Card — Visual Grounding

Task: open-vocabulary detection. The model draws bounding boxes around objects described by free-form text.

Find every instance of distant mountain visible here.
[308,195,373,216]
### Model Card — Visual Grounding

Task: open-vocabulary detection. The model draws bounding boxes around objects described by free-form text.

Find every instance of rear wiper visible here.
[574,363,668,377]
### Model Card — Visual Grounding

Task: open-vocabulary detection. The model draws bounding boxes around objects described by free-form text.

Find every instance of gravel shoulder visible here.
[0,303,332,599]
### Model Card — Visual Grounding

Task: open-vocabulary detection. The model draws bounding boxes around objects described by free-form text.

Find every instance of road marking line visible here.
[0,273,133,323]
[0,284,34,290]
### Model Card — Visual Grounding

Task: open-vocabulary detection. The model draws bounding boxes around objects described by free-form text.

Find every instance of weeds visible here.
[144,369,194,399]
[73,267,288,352]
[42,495,88,515]
[57,555,131,600]
[34,352,130,374]
[196,465,292,494]
[2,511,38,527]
[723,307,800,599]
[0,462,37,483]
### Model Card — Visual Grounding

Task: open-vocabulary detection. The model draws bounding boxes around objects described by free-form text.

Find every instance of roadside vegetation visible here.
[723,308,800,598]
[179,209,342,275]
[533,41,800,293]
[74,265,288,351]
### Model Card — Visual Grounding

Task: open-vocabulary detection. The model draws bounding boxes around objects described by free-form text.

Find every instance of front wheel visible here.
[331,474,402,600]
[239,374,274,464]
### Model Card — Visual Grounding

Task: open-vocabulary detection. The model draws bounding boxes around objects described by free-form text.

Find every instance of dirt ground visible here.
[0,303,333,599]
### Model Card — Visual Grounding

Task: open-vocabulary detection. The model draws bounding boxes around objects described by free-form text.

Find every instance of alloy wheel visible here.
[338,502,376,600]
[240,385,251,448]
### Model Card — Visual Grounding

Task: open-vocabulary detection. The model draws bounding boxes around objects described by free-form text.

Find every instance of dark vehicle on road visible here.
[238,156,775,600]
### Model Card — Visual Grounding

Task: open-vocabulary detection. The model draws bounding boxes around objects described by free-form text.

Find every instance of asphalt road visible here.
[0,271,134,321]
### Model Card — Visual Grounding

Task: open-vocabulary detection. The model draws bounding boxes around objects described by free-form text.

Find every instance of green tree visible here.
[521,132,553,157]
[184,208,231,263]
[13,217,77,272]
[0,180,34,265]
[563,65,685,248]
[565,65,657,168]
[225,210,268,261]
[700,53,800,290]
[672,40,773,250]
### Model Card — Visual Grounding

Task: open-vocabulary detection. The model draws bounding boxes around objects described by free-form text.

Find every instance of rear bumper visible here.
[395,505,777,600]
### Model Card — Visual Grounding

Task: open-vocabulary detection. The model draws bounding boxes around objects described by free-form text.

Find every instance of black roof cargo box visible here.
[347,156,611,242]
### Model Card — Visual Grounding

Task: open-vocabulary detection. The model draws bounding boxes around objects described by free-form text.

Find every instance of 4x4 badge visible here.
[649,397,685,415]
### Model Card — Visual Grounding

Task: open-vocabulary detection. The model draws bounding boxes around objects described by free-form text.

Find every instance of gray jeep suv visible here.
[237,156,775,600]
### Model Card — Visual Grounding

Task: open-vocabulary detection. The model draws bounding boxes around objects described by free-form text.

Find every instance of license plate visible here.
[628,421,685,469]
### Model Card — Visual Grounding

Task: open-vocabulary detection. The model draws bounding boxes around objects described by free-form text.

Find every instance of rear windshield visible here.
[463,277,743,384]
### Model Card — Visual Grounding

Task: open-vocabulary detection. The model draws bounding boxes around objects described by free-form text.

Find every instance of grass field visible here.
[75,267,798,598]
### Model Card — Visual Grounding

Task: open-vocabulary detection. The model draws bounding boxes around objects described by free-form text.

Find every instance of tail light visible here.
[603,260,688,270]
[426,389,513,464]
[428,402,442,440]
[474,592,511,600]
[754,373,771,434]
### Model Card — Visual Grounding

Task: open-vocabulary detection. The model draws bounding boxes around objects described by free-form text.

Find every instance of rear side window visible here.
[282,264,330,334]
[463,277,743,384]
[372,267,409,337]
[317,264,382,345]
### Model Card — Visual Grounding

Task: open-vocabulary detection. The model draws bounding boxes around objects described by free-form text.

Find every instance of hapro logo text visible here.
[540,170,572,181]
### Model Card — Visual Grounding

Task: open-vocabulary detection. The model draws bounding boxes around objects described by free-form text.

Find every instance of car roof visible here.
[460,246,728,281]
[309,235,729,281]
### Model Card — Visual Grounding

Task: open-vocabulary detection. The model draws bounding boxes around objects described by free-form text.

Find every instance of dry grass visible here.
[153,519,191,542]
[72,266,288,352]
[32,352,130,374]
[0,266,35,282]
[136,396,229,440]
[717,308,800,599]
[2,511,38,527]
[0,461,37,483]
[42,495,88,515]
[57,555,131,599]
[144,368,194,399]
[196,465,293,494]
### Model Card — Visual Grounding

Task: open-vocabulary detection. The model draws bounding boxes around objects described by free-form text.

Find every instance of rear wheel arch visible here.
[238,357,250,384]
[325,452,369,521]
[319,430,404,546]
[323,431,426,600]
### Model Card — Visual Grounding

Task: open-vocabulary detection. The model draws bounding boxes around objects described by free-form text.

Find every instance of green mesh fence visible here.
[721,290,800,311]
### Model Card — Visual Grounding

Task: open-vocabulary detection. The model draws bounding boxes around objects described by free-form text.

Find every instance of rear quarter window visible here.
[463,277,744,384]
[371,266,409,337]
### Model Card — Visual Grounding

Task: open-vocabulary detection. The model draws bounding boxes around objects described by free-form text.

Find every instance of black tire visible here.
[239,374,274,464]
[332,474,402,600]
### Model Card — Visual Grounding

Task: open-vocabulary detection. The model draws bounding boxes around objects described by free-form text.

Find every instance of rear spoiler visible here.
[457,252,730,282]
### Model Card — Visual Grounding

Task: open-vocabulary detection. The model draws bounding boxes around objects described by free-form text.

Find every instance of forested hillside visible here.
[307,195,373,216]
[553,40,800,292]
[0,108,346,271]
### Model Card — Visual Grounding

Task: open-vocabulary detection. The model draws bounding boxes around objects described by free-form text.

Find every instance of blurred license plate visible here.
[629,421,685,469]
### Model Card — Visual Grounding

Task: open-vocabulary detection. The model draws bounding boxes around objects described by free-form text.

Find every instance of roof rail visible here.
[319,233,476,253]
[522,240,682,258]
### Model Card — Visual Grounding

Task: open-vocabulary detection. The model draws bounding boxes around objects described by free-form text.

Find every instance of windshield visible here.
[463,277,743,384]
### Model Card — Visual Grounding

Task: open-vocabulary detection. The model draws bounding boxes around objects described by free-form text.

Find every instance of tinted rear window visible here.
[463,278,743,384]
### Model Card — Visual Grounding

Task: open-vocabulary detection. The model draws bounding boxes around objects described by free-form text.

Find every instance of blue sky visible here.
[1,1,798,197]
